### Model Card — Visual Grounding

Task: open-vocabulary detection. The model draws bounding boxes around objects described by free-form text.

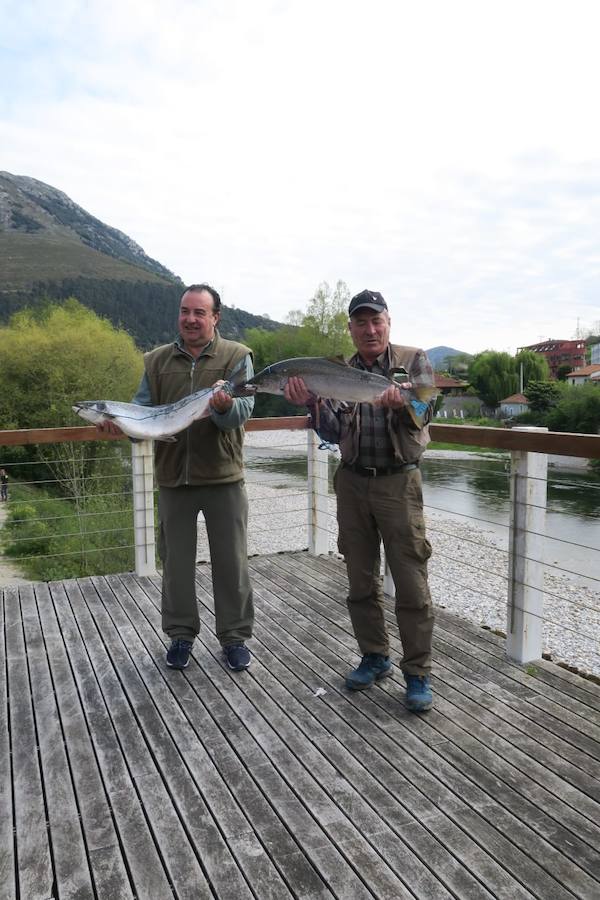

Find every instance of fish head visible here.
[72,400,108,424]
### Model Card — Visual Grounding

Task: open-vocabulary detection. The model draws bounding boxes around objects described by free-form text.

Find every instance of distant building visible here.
[591,342,600,365]
[565,364,600,385]
[517,339,587,379]
[434,375,470,396]
[499,393,529,417]
[433,375,484,418]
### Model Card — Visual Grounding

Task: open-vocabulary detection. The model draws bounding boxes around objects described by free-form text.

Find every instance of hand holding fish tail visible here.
[210,380,234,414]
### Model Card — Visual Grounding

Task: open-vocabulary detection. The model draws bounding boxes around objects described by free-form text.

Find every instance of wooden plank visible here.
[114,571,332,900]
[2,419,599,457]
[97,571,292,900]
[0,591,16,900]
[4,585,54,900]
[298,553,600,736]
[122,579,360,898]
[133,574,397,900]
[33,581,133,899]
[193,568,534,900]
[428,424,600,458]
[51,578,174,899]
[19,584,94,898]
[73,577,215,900]
[246,557,596,900]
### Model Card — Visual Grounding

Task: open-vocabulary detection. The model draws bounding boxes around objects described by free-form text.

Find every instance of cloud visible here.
[2,0,600,352]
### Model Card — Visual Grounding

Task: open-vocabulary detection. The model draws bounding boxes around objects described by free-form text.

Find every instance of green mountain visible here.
[0,171,283,347]
[426,345,472,370]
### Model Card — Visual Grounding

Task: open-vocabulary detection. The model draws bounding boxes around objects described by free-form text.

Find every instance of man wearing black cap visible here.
[285,289,436,712]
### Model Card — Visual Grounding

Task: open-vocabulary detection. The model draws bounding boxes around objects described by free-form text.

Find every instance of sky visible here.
[2,0,600,354]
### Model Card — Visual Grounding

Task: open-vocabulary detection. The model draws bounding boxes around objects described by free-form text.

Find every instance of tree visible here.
[467,351,519,410]
[0,299,144,495]
[546,383,600,435]
[299,281,354,357]
[243,279,355,416]
[524,380,560,413]
[556,364,573,381]
[0,299,143,431]
[514,349,550,387]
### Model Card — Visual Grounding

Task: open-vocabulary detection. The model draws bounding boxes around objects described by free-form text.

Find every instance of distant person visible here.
[97,284,255,672]
[0,468,8,502]
[285,290,436,712]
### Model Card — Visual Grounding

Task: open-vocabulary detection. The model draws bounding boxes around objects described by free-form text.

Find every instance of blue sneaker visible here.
[223,643,251,671]
[404,673,433,712]
[166,639,193,669]
[346,653,392,691]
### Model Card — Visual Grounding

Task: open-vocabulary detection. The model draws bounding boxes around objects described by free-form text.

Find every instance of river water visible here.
[244,437,600,584]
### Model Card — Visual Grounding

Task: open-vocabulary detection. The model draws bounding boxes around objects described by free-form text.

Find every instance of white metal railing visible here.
[1,421,599,674]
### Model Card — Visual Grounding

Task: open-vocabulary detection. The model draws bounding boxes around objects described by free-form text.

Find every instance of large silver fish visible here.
[72,384,222,441]
[233,357,438,426]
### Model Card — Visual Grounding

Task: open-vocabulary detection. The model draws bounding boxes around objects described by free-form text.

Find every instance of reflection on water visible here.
[245,447,600,579]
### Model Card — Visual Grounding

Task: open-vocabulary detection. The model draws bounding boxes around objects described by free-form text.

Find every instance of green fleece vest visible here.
[144,331,250,487]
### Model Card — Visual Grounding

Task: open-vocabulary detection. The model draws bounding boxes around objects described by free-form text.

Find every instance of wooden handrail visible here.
[0,418,598,458]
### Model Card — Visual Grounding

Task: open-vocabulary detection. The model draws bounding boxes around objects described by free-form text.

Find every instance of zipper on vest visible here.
[185,359,196,485]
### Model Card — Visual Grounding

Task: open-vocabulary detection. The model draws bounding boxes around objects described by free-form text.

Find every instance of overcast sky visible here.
[2,0,600,354]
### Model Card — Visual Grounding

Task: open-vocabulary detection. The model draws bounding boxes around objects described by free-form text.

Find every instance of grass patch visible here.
[0,480,149,580]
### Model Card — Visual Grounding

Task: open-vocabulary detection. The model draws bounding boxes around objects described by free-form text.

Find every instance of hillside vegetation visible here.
[0,171,283,347]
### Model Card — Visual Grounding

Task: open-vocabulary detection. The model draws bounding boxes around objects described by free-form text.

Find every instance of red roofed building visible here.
[565,364,600,385]
[434,375,469,394]
[499,393,529,417]
[517,339,587,379]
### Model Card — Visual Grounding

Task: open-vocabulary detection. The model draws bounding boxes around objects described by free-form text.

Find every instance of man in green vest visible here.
[98,284,255,672]
[285,290,436,712]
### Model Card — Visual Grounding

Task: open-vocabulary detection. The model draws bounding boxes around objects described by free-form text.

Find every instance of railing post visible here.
[307,430,330,555]
[131,440,157,576]
[506,426,548,663]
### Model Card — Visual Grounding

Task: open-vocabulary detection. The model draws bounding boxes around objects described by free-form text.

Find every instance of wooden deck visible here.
[2,551,600,900]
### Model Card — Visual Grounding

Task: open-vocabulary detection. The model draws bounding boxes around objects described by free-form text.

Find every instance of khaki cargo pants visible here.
[335,465,434,675]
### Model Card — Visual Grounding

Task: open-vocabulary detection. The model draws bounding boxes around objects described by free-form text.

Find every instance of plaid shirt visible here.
[309,343,435,465]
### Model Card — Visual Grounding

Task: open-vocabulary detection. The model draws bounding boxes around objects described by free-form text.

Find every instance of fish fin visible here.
[325,355,351,367]
[413,386,439,403]
[230,384,258,397]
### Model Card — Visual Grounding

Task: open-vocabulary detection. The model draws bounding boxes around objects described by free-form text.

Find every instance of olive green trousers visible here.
[335,465,434,675]
[158,482,254,646]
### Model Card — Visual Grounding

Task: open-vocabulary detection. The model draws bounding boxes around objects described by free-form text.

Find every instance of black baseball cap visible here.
[348,290,388,316]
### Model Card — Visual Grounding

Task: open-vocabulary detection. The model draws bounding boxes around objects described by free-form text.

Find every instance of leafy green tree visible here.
[524,380,561,413]
[546,383,600,435]
[244,280,355,416]
[299,280,354,357]
[467,351,519,410]
[514,349,550,387]
[0,298,143,430]
[556,364,572,381]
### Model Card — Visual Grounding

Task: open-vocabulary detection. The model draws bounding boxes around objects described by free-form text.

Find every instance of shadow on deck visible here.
[2,552,600,900]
